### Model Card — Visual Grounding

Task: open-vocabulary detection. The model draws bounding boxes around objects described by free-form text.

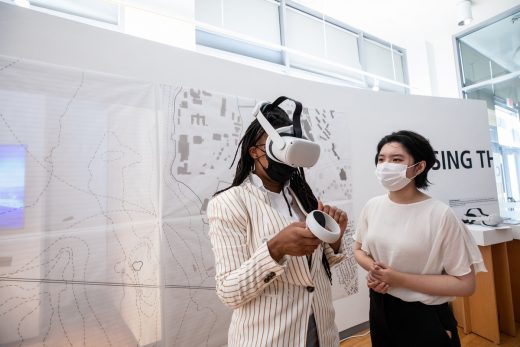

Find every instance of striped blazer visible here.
[207,179,346,347]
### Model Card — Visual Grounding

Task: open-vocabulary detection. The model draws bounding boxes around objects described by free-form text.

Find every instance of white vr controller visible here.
[305,210,341,243]
[252,101,320,168]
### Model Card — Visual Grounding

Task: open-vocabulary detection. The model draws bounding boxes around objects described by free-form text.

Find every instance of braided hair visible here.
[214,103,333,283]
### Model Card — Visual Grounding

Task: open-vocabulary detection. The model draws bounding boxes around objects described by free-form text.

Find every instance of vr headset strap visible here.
[271,96,303,138]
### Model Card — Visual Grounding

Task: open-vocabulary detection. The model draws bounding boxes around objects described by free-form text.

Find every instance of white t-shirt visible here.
[354,194,486,305]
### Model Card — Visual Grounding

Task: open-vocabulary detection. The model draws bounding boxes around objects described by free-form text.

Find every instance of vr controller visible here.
[462,208,503,227]
[252,97,321,168]
[305,210,341,243]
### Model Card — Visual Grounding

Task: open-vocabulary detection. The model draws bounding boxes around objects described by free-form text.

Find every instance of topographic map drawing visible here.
[0,55,356,347]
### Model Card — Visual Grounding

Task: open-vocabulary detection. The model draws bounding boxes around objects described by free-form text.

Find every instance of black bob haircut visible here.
[375,130,437,189]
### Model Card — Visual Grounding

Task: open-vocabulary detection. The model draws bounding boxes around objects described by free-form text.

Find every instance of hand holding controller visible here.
[306,210,341,243]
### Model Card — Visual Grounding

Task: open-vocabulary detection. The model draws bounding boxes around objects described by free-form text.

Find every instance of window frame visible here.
[6,0,123,30]
[453,5,520,97]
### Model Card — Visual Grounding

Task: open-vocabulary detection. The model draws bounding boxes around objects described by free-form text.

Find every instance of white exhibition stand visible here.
[453,224,519,344]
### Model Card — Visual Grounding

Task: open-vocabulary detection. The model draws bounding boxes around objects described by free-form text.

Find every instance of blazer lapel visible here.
[309,244,322,279]
[243,180,314,287]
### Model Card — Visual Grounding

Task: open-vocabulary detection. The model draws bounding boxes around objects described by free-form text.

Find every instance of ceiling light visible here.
[457,0,473,26]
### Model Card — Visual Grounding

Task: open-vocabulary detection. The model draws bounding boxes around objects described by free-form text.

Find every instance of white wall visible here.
[0,2,496,335]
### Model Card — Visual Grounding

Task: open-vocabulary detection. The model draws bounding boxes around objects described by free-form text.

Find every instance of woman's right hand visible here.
[367,266,390,294]
[267,222,321,262]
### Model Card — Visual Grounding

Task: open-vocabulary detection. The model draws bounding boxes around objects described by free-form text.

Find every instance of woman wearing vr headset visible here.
[207,97,348,347]
[353,130,485,347]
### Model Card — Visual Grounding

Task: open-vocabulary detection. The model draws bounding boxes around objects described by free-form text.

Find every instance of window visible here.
[28,0,119,25]
[456,7,520,220]
[194,0,408,92]
[458,41,511,87]
[10,0,409,92]
[195,0,283,64]
[285,7,363,82]
[195,0,281,45]
[364,37,406,92]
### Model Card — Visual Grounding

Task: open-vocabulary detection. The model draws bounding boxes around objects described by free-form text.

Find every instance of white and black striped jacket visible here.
[207,178,346,347]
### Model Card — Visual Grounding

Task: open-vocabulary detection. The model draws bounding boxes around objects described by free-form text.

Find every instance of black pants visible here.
[307,313,319,347]
[369,289,460,347]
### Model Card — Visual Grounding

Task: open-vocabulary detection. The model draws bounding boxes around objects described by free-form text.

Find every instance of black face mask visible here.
[256,151,297,183]
[265,156,297,183]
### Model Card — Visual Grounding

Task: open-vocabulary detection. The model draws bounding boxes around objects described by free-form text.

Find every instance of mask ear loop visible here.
[408,161,423,180]
[252,146,267,173]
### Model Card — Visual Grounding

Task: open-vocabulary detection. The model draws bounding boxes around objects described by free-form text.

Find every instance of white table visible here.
[511,225,520,240]
[465,224,513,246]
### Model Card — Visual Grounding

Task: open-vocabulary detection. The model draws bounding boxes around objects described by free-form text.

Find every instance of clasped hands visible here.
[366,262,401,294]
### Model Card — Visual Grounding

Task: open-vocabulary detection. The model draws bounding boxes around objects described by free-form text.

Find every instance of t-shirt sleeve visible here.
[440,208,487,276]
[353,203,369,244]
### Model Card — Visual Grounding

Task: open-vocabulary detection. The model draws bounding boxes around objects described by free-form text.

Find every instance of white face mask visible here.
[375,162,419,192]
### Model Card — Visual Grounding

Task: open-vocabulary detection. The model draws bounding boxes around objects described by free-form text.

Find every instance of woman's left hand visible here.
[318,200,348,251]
[318,200,348,234]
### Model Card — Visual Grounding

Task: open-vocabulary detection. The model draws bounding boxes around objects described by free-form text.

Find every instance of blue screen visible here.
[0,145,25,229]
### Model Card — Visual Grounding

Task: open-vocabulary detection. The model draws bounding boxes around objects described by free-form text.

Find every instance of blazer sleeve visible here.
[207,189,288,309]
[323,238,347,268]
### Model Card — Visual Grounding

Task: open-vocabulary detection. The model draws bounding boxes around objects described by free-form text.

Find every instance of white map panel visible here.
[0,56,357,347]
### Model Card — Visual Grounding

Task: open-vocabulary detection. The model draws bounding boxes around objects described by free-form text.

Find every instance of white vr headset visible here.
[462,208,503,227]
[252,96,320,168]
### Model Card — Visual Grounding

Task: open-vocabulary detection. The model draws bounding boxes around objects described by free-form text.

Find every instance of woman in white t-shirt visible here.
[353,130,485,347]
